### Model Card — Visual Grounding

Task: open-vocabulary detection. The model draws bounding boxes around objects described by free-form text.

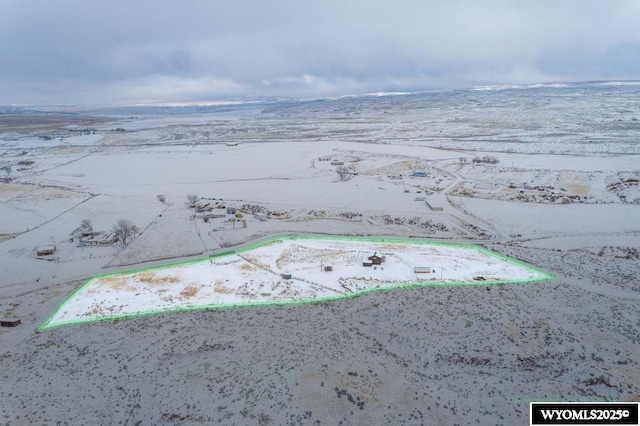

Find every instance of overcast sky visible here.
[1,0,639,105]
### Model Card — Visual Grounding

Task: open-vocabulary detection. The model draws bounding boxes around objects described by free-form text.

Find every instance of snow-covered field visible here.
[42,236,550,329]
[1,82,638,425]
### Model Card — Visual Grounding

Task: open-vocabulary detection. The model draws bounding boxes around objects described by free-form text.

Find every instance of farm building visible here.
[367,253,384,265]
[425,199,444,211]
[82,232,118,246]
[254,213,268,222]
[414,266,432,274]
[412,171,427,177]
[36,245,56,256]
[331,161,344,166]
[0,318,21,327]
[324,265,333,272]
[281,273,292,280]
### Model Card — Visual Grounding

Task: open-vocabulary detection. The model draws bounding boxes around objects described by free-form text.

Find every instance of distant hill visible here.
[0,106,51,115]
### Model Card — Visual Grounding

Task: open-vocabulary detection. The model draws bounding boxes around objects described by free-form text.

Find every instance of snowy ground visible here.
[1,83,638,425]
[42,236,550,329]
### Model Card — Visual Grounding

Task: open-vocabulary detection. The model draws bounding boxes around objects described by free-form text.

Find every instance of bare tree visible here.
[186,194,199,208]
[80,219,93,235]
[111,219,140,249]
[157,194,167,204]
[336,165,351,181]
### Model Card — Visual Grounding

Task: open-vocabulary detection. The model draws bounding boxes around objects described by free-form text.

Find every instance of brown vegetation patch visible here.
[239,254,273,271]
[99,276,131,290]
[137,272,180,285]
[0,182,32,195]
[337,371,384,406]
[82,306,102,317]
[360,159,426,176]
[214,280,235,294]
[567,176,590,196]
[180,286,200,298]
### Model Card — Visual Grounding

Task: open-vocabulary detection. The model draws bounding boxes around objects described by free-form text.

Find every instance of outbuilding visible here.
[1,318,21,327]
[82,232,118,246]
[367,252,384,265]
[36,245,56,256]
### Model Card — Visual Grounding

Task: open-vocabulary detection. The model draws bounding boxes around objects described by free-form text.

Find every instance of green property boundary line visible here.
[38,234,555,331]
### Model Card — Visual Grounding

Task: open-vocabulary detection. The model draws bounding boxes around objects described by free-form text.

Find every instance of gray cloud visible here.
[1,0,639,104]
